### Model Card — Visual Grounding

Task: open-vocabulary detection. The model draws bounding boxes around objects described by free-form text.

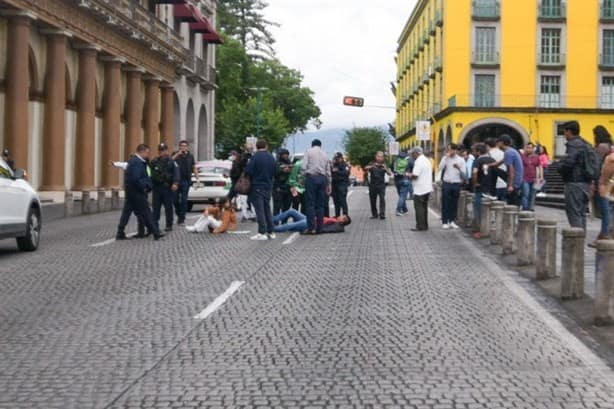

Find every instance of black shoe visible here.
[154,233,164,241]
[165,226,173,232]
[177,219,185,226]
[115,233,129,240]
[134,234,147,239]
[370,216,378,220]
[411,228,427,232]
[300,229,316,235]
[380,215,386,220]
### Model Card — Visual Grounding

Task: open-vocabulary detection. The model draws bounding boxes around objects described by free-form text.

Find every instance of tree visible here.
[218,0,278,58]
[344,127,389,168]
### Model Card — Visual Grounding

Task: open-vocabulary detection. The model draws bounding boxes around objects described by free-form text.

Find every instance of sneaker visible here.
[442,224,451,230]
[396,212,404,217]
[250,233,268,241]
[165,226,173,232]
[450,222,460,229]
[268,233,277,240]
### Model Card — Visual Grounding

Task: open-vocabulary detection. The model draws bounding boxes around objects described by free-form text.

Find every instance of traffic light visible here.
[343,96,364,107]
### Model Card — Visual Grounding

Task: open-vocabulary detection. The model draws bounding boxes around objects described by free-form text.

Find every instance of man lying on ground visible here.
[273,208,351,234]
[186,198,237,234]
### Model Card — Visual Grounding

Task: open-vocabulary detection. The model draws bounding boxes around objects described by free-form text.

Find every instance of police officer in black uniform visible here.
[273,149,293,215]
[116,144,163,241]
[150,143,180,232]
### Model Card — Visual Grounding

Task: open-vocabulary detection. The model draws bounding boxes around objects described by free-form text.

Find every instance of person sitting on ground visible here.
[273,208,351,234]
[186,198,237,234]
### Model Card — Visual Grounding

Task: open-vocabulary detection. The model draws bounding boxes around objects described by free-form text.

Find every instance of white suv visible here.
[0,158,41,251]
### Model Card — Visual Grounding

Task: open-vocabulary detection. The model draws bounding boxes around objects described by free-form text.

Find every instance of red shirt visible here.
[323,217,337,225]
[522,153,540,183]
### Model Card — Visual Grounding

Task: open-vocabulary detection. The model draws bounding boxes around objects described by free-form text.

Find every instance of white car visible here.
[187,160,232,211]
[0,158,42,251]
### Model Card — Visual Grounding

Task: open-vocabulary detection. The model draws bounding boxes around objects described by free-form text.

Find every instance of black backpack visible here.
[581,140,602,182]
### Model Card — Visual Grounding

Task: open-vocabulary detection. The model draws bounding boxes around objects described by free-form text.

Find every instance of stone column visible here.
[517,211,536,266]
[479,199,493,238]
[465,193,475,229]
[561,228,586,300]
[73,45,98,190]
[41,30,69,191]
[536,219,557,280]
[489,202,505,245]
[3,13,32,171]
[144,76,161,148]
[124,69,143,158]
[502,205,518,255]
[101,57,122,188]
[160,84,175,150]
[594,241,614,325]
[457,190,467,226]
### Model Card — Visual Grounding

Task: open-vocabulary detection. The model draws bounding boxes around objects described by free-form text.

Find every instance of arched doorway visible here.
[173,92,181,146]
[185,99,195,147]
[197,105,208,160]
[459,118,528,149]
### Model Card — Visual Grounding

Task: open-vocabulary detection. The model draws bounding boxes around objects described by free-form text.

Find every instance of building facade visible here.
[0,0,220,200]
[395,0,614,162]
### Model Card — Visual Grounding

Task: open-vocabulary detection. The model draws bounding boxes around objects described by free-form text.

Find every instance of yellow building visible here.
[395,0,614,162]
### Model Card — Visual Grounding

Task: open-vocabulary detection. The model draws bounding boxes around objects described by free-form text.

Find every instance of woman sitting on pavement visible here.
[273,208,351,234]
[186,198,237,234]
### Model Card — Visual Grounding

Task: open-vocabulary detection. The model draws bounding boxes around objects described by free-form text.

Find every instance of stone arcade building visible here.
[0,0,220,201]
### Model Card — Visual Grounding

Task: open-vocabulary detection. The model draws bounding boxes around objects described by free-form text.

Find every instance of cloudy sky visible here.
[265,0,418,131]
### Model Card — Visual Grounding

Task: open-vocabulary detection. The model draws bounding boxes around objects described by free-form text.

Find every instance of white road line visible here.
[228,230,251,235]
[282,232,299,245]
[90,233,137,248]
[194,281,244,320]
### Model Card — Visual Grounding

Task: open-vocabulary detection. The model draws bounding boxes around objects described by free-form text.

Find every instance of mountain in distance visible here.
[283,128,347,156]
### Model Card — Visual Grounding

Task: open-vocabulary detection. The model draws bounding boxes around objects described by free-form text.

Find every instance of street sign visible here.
[416,121,431,141]
[245,136,257,147]
[343,96,365,107]
[389,142,400,156]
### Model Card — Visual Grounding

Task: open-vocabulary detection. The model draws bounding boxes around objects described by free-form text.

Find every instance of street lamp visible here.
[248,87,269,138]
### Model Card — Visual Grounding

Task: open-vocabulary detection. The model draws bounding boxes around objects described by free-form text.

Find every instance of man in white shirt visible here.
[408,147,433,231]
[437,143,466,229]
[485,138,508,201]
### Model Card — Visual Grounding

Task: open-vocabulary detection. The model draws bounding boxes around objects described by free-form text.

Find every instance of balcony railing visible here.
[601,3,614,21]
[434,55,443,71]
[435,9,443,27]
[472,0,501,20]
[539,2,566,20]
[600,53,614,69]
[472,51,500,66]
[538,52,566,67]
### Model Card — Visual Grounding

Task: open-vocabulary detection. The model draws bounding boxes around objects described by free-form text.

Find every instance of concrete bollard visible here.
[81,190,91,215]
[489,201,505,245]
[457,190,467,226]
[502,205,518,255]
[560,228,586,300]
[434,184,442,210]
[536,219,557,280]
[594,241,614,325]
[97,189,106,213]
[64,191,74,218]
[479,199,493,238]
[517,211,536,266]
[111,189,120,210]
[465,193,475,229]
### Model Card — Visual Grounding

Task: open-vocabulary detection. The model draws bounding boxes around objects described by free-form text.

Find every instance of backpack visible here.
[581,140,602,181]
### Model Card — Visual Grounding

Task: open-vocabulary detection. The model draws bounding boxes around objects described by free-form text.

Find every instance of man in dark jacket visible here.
[557,121,592,229]
[116,144,163,240]
[172,140,198,225]
[245,139,277,240]
[331,152,350,217]
[273,149,293,216]
[365,151,392,219]
[150,143,180,232]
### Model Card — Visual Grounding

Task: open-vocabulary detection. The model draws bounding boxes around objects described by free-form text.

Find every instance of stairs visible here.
[535,161,565,209]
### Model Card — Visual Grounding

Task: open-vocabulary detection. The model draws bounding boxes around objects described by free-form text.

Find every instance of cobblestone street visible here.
[2,188,614,408]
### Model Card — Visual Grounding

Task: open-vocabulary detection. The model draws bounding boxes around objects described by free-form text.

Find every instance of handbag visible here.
[234,172,251,195]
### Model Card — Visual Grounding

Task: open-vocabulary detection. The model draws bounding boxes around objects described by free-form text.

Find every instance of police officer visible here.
[331,152,350,217]
[150,143,180,232]
[273,149,293,215]
[116,144,163,241]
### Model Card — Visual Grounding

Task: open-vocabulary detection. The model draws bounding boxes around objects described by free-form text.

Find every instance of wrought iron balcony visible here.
[435,9,443,27]
[472,0,500,20]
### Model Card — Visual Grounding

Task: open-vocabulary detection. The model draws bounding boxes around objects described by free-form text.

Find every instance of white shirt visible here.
[412,154,433,195]
[438,155,466,183]
[489,147,507,189]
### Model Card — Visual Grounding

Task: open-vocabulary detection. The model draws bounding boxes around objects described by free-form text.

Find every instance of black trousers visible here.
[273,186,292,216]
[369,184,386,217]
[153,186,174,229]
[414,193,430,230]
[332,183,349,217]
[441,182,462,224]
[120,191,158,235]
[117,199,146,235]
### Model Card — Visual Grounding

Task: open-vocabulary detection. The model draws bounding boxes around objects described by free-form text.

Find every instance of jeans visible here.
[332,183,349,217]
[496,188,508,202]
[564,183,590,230]
[414,193,430,230]
[521,182,537,211]
[152,186,174,229]
[395,179,410,213]
[175,179,190,222]
[305,174,328,232]
[369,184,386,217]
[595,191,613,236]
[249,188,274,235]
[441,182,462,224]
[273,208,308,233]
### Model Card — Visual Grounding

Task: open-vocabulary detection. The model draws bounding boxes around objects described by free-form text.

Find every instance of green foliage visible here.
[218,0,277,58]
[344,127,389,168]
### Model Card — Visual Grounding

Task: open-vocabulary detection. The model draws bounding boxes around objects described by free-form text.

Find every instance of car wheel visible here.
[187,202,194,212]
[16,207,41,252]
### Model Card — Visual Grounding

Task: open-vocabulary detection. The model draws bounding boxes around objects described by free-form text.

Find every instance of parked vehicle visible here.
[187,160,232,211]
[0,159,42,251]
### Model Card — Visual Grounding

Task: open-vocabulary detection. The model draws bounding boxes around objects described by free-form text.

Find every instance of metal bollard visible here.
[502,205,518,255]
[489,201,505,245]
[594,241,614,325]
[517,211,536,266]
[560,228,586,300]
[97,189,106,213]
[458,190,467,226]
[111,189,120,210]
[536,219,557,280]
[81,190,91,215]
[465,193,475,229]
[64,191,74,218]
[479,199,493,238]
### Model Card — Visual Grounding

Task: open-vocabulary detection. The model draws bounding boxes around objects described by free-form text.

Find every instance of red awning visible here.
[173,3,198,22]
[189,7,223,44]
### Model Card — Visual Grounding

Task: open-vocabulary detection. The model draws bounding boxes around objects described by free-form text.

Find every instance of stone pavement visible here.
[1,188,614,408]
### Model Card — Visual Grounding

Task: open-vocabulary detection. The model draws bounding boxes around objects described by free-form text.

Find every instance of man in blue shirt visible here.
[497,135,524,207]
[245,139,277,240]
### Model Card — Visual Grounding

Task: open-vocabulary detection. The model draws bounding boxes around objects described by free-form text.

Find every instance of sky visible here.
[264,0,418,131]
